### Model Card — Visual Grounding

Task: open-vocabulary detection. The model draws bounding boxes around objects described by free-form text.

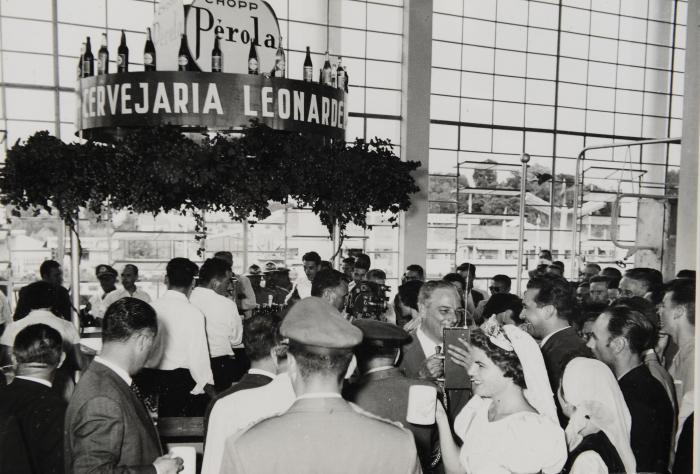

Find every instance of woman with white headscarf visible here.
[558,357,636,474]
[435,322,567,474]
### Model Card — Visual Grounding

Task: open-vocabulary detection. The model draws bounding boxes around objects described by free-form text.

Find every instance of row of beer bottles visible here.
[79,29,156,77]
[79,30,348,91]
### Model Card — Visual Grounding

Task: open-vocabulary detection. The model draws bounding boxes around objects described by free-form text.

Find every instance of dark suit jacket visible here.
[399,334,470,423]
[540,327,592,426]
[0,413,32,474]
[0,378,65,474]
[204,371,273,435]
[672,413,694,474]
[345,367,442,473]
[540,326,592,394]
[619,364,674,474]
[221,397,421,473]
[64,361,162,474]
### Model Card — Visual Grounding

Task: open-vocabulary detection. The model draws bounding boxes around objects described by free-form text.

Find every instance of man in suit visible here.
[399,280,470,420]
[202,312,290,473]
[346,319,441,473]
[219,297,421,473]
[65,298,183,474]
[587,305,674,473]
[0,324,66,473]
[522,275,592,424]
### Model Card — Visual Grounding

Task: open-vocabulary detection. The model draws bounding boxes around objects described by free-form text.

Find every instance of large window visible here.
[428,0,686,286]
[0,0,404,300]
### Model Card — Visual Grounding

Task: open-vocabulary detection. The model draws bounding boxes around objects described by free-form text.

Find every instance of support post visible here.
[69,220,80,331]
[516,154,530,296]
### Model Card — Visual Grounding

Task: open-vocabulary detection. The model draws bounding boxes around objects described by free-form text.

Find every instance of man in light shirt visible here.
[101,264,151,310]
[87,264,119,321]
[190,258,243,391]
[141,258,214,417]
[213,251,256,318]
[285,251,322,303]
[202,312,291,474]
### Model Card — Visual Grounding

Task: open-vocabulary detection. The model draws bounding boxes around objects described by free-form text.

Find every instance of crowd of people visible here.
[0,249,695,474]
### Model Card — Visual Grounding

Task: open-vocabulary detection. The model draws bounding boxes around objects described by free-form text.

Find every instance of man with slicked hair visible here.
[65,298,183,474]
[0,324,66,473]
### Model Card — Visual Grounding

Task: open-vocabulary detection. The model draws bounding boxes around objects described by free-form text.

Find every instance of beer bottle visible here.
[97,33,109,75]
[144,27,156,71]
[273,36,285,78]
[321,51,332,86]
[117,30,128,73]
[331,61,337,88]
[77,42,85,79]
[178,34,190,71]
[211,35,222,72]
[303,46,313,82]
[336,56,346,90]
[248,41,259,75]
[82,36,94,77]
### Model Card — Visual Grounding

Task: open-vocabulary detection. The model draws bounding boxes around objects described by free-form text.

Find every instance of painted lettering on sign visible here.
[75,72,347,140]
[185,0,280,74]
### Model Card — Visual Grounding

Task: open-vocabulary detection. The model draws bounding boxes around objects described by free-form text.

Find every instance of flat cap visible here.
[281,297,362,353]
[353,319,410,346]
[96,264,117,278]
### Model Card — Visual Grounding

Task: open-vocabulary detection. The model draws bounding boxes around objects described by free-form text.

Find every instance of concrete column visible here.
[399,1,432,272]
[675,0,699,270]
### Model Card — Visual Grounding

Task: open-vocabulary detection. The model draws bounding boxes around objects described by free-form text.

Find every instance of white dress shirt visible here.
[89,289,118,319]
[416,327,442,356]
[0,309,80,348]
[189,287,242,358]
[285,277,312,303]
[101,287,152,311]
[146,290,214,394]
[16,375,52,388]
[201,372,295,474]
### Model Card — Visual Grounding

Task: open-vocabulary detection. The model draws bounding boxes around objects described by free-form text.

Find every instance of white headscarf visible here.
[482,321,558,423]
[560,357,636,474]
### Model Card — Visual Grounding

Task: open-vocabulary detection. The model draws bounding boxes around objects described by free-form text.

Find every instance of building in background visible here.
[0,0,690,302]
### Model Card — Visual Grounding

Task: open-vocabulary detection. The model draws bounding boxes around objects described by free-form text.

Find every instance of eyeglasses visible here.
[489,286,506,293]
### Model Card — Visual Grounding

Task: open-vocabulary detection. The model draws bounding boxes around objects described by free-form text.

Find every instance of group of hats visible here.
[282,297,410,353]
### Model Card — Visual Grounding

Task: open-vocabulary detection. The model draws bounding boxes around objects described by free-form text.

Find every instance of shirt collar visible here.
[248,368,276,379]
[365,365,395,375]
[94,356,132,386]
[416,327,442,355]
[15,375,52,388]
[296,392,343,400]
[539,326,571,347]
[164,289,189,301]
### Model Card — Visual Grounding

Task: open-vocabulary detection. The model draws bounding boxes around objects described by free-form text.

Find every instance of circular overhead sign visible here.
[184,0,281,74]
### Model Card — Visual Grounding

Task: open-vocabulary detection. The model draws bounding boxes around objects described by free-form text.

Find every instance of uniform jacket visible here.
[345,367,441,473]
[64,362,162,474]
[0,378,66,474]
[219,396,422,474]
